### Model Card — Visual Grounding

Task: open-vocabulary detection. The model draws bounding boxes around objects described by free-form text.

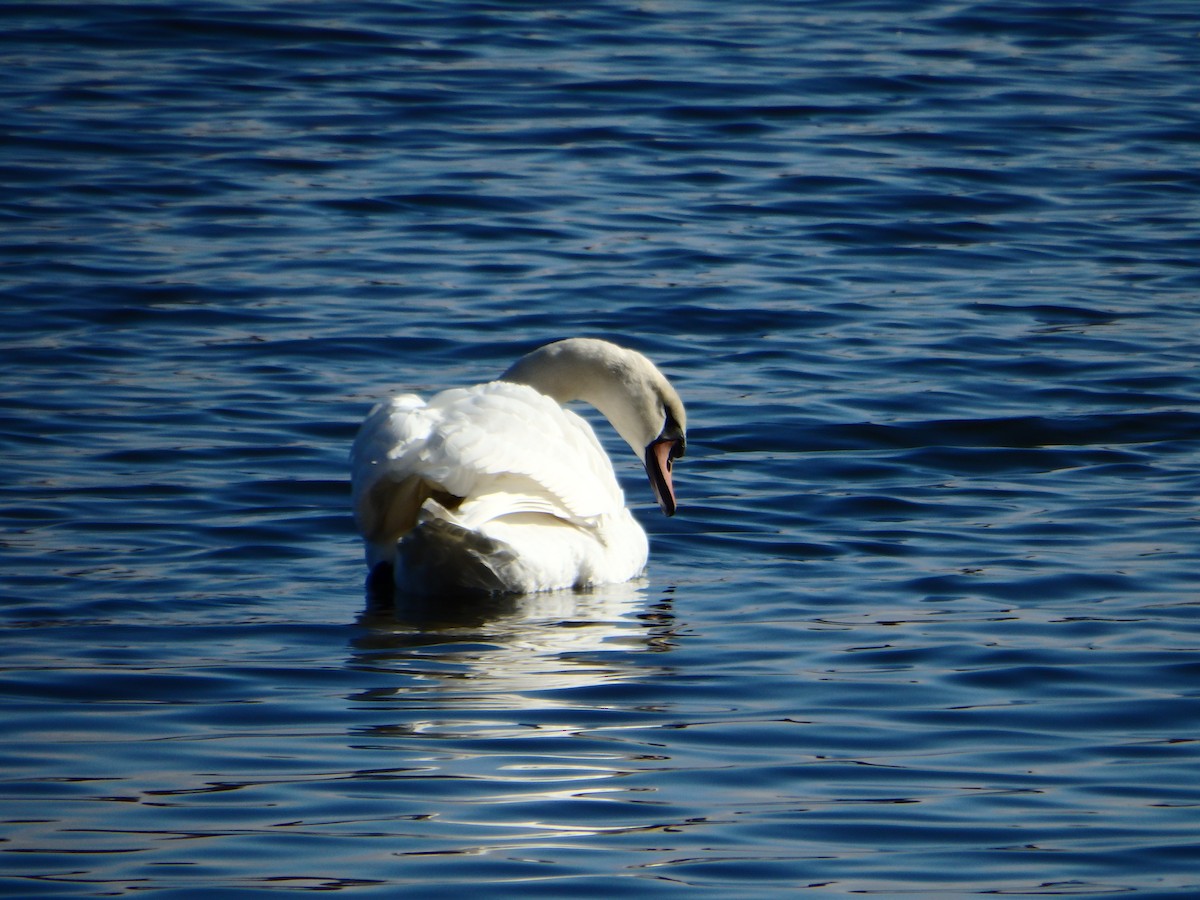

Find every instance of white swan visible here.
[350,338,687,596]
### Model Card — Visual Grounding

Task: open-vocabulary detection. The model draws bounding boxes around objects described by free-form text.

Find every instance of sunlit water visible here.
[3,2,1199,896]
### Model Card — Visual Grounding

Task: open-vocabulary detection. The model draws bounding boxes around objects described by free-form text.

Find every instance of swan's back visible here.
[351,380,646,594]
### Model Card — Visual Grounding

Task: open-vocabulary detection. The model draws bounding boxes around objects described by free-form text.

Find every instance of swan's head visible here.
[501,338,687,516]
[630,374,686,518]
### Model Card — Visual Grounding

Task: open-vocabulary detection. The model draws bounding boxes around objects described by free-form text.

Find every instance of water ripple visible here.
[2,0,1200,896]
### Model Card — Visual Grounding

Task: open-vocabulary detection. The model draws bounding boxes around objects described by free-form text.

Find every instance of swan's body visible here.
[350,338,686,597]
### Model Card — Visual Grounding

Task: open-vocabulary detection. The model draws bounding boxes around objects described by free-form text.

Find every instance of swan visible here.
[350,338,687,596]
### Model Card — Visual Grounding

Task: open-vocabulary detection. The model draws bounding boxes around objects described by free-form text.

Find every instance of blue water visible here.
[3,1,1200,896]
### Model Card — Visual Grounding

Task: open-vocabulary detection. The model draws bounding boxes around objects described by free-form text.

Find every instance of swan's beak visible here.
[646,438,680,517]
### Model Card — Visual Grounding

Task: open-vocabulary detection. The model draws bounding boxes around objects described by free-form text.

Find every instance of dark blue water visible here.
[3,1,1200,896]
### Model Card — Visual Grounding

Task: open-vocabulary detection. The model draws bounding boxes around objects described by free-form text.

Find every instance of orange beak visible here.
[646,438,680,517]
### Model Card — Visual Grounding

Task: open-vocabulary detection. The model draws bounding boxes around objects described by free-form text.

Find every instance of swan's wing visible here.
[425,383,624,520]
[350,382,626,562]
[350,394,437,557]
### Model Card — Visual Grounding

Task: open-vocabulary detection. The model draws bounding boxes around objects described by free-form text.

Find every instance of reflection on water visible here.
[336,584,693,854]
[349,580,678,728]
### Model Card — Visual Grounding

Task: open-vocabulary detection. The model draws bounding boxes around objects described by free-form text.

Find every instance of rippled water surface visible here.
[3,1,1200,896]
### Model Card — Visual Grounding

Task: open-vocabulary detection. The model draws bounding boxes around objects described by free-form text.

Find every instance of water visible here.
[2,1,1199,896]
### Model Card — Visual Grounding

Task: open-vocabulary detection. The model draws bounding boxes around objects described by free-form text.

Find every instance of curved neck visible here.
[499,339,655,456]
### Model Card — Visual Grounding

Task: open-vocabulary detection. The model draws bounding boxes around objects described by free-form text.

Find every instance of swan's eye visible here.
[661,411,685,459]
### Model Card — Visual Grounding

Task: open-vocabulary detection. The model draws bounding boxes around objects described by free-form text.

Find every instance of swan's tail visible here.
[394,518,519,597]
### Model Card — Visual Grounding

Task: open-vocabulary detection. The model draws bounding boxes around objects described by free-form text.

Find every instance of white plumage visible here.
[350,339,686,597]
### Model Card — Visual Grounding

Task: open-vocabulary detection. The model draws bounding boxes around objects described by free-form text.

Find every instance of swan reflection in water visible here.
[350,580,678,723]
[340,584,691,852]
